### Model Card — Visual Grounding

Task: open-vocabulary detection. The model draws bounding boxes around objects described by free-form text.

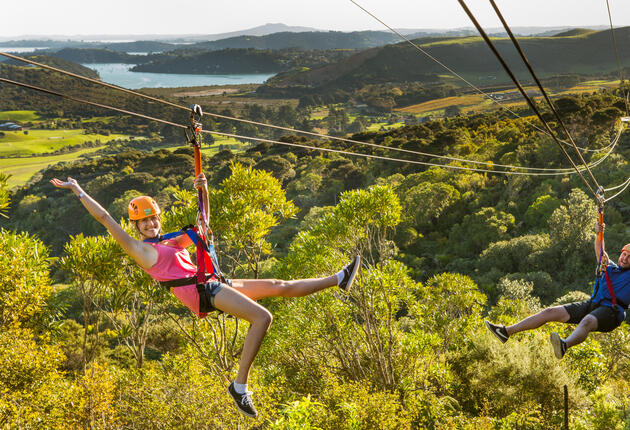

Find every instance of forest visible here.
[1,76,630,427]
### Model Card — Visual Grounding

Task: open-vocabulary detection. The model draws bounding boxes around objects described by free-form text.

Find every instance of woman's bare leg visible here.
[506,306,570,336]
[212,285,273,384]
[231,275,338,301]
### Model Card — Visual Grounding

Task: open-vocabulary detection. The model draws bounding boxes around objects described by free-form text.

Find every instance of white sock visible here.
[233,381,248,394]
[335,269,345,285]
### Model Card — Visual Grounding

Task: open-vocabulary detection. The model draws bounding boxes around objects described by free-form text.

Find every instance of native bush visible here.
[282,184,401,278]
[0,229,53,329]
[449,207,515,255]
[209,162,298,277]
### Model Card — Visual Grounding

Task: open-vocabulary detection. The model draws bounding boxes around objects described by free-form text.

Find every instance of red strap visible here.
[195,239,206,284]
[603,268,618,307]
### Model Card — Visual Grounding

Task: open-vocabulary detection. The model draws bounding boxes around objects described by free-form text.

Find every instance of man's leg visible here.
[486,304,573,343]
[506,306,571,336]
[550,314,598,359]
[565,314,598,347]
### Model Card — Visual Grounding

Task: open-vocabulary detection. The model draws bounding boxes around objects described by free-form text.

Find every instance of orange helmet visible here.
[128,196,161,220]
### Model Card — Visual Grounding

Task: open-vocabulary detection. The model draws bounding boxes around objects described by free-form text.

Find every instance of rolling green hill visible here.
[48,48,144,64]
[1,55,99,79]
[264,27,630,91]
[131,48,353,75]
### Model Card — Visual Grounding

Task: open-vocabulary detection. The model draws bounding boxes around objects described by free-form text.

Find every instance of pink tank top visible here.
[141,240,207,318]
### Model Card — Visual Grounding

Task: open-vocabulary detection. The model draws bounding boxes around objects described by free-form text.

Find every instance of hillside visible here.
[131,48,353,75]
[264,27,630,91]
[48,48,147,64]
[1,55,99,79]
[2,87,630,428]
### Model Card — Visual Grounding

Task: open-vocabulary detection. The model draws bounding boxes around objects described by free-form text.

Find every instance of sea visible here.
[0,47,275,89]
[82,63,275,89]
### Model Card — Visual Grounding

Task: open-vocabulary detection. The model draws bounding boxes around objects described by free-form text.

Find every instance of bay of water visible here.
[83,63,275,89]
[0,47,48,53]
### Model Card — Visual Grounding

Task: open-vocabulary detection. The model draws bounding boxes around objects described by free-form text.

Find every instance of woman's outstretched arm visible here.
[50,177,157,268]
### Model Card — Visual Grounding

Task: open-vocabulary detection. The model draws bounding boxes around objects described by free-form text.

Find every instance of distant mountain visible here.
[177,23,321,42]
[189,31,401,51]
[0,24,321,45]
[264,27,630,91]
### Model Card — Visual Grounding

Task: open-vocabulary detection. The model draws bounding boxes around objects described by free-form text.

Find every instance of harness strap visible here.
[603,268,619,307]
[159,274,215,290]
[144,225,219,288]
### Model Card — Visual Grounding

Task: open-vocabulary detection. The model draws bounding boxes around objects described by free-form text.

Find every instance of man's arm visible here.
[594,221,608,263]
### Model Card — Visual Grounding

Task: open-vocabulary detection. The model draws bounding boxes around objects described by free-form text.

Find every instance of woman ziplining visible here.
[50,174,360,418]
[50,130,360,418]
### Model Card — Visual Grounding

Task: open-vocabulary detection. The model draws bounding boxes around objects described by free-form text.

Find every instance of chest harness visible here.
[591,203,625,313]
[144,105,226,308]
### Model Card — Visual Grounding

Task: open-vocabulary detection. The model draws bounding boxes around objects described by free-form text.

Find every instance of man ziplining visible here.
[486,220,630,359]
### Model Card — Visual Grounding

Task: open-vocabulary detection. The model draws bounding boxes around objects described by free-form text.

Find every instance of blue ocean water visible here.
[83,63,275,89]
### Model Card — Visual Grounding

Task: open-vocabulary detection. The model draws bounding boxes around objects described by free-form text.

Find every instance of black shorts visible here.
[563,300,622,332]
[197,281,226,313]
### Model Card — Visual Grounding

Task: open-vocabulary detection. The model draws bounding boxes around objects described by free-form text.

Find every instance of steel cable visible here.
[348,0,613,154]
[488,0,601,190]
[605,0,630,116]
[1,75,617,177]
[457,0,600,198]
[0,50,607,173]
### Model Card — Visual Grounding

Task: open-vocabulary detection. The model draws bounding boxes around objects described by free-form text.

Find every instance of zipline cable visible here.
[348,0,619,154]
[604,176,630,193]
[0,50,604,174]
[605,0,630,116]
[457,0,600,198]
[488,0,601,190]
[605,177,630,202]
[0,75,610,177]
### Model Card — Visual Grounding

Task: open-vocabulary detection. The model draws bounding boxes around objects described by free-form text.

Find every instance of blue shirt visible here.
[592,261,630,309]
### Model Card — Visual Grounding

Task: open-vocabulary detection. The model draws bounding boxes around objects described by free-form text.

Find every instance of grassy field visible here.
[0,129,131,157]
[0,110,41,122]
[396,79,624,116]
[161,135,246,156]
[0,132,249,189]
[0,146,106,188]
[365,122,407,132]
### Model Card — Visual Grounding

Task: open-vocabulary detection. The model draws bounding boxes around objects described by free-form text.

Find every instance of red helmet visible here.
[128,196,161,220]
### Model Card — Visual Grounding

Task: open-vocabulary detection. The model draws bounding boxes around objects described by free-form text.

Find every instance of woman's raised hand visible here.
[193,173,207,189]
[50,177,79,190]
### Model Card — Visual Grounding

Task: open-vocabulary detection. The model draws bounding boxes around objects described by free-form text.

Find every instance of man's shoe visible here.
[550,332,567,359]
[485,320,509,343]
[339,256,361,291]
[228,382,258,418]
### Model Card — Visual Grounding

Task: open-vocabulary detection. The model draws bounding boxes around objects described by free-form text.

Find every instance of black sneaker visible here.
[339,256,361,291]
[550,332,567,359]
[485,320,509,343]
[228,382,257,418]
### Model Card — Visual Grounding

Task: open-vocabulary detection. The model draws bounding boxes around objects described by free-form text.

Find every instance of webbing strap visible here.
[603,268,619,307]
[144,226,217,284]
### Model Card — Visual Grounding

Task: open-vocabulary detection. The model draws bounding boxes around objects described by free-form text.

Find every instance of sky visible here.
[1,0,630,37]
